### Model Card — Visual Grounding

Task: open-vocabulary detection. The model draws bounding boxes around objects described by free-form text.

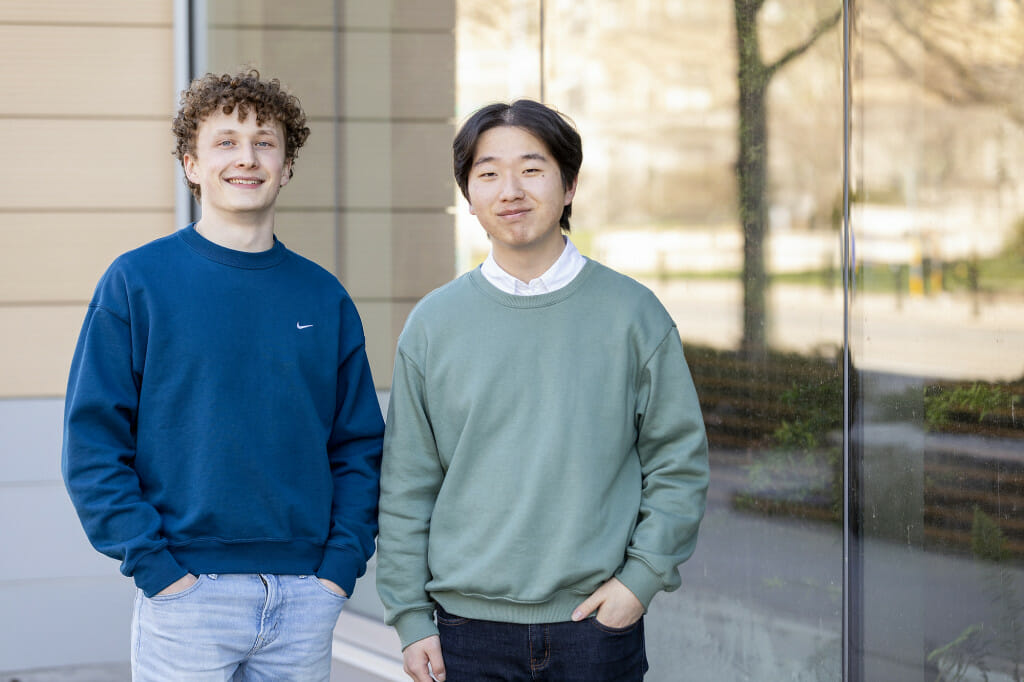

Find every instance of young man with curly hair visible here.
[376,99,710,681]
[62,70,384,680]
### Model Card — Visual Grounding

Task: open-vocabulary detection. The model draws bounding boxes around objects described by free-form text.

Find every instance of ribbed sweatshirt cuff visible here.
[615,558,664,610]
[393,608,439,650]
[318,547,363,597]
[133,549,187,598]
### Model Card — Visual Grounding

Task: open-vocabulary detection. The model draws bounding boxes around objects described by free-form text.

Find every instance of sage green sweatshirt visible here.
[376,260,709,649]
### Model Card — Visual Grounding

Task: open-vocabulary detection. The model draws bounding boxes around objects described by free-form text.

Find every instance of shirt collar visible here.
[481,238,587,296]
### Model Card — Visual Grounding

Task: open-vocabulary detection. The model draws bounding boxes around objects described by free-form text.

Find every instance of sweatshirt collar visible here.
[480,237,587,296]
[179,223,289,269]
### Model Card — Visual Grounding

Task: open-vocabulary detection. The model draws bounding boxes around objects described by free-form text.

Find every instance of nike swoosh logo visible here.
[297,323,314,330]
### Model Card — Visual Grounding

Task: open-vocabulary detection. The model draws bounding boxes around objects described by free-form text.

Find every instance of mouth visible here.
[498,208,529,218]
[226,178,264,186]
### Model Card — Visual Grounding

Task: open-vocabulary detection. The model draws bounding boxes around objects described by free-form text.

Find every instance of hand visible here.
[155,573,198,596]
[317,577,348,597]
[571,577,644,629]
[403,635,446,682]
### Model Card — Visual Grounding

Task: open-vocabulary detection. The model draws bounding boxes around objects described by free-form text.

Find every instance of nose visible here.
[499,175,524,200]
[235,144,259,168]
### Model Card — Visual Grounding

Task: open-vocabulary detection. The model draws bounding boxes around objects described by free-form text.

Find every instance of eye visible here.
[218,140,234,148]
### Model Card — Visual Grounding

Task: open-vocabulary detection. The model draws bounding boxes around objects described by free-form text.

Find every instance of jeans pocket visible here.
[309,576,350,601]
[147,574,205,603]
[589,615,643,635]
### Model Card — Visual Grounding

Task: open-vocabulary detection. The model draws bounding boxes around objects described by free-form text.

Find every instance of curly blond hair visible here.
[172,69,310,200]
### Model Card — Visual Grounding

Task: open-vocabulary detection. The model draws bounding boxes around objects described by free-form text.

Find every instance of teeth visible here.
[228,179,261,185]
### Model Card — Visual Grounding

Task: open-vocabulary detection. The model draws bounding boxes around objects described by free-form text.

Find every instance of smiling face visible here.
[182,108,290,225]
[467,125,577,267]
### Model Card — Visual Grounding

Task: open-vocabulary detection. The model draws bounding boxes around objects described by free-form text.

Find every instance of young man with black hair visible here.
[62,70,384,681]
[376,99,710,682]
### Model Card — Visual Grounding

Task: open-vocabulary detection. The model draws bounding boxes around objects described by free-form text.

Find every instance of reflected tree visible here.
[869,0,1024,127]
[733,1,841,360]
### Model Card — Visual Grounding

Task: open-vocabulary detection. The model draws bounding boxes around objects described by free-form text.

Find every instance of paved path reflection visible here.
[642,278,1024,381]
[644,446,1024,681]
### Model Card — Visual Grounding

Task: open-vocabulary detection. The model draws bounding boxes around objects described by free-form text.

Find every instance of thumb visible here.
[571,593,601,622]
[427,647,447,682]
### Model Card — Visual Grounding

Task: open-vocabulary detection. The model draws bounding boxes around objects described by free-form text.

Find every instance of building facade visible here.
[2,1,1022,680]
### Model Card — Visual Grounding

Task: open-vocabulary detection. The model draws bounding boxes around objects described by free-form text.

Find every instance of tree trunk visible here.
[734,1,770,362]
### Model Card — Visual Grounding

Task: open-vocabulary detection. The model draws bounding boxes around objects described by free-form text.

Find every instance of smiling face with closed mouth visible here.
[183,108,291,233]
[467,125,576,275]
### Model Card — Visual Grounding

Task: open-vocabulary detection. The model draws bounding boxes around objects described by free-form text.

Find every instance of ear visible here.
[280,161,293,188]
[183,153,199,183]
[563,177,578,206]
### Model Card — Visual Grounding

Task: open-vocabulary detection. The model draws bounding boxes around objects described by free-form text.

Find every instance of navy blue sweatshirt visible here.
[62,225,384,597]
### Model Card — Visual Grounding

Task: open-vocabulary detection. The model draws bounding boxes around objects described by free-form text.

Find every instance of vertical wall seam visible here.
[334,0,344,280]
[172,0,193,229]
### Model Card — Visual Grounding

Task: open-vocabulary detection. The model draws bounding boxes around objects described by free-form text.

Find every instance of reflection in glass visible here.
[459,0,845,678]
[851,0,1024,679]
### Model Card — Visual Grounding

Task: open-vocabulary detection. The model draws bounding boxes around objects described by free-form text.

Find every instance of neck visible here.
[492,236,566,283]
[194,214,275,253]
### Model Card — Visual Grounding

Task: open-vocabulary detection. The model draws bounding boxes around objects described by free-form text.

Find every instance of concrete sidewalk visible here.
[3,660,390,682]
[2,610,402,682]
[1,664,128,682]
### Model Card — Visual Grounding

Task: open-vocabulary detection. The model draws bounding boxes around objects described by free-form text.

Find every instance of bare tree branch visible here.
[766,8,842,79]
[870,0,1024,127]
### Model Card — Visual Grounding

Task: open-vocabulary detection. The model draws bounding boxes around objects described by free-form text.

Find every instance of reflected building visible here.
[1,1,1022,680]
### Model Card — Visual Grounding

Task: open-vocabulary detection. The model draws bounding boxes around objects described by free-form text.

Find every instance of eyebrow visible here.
[211,128,280,137]
[473,152,548,168]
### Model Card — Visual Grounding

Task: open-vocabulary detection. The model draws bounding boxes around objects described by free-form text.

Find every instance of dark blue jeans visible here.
[436,605,648,681]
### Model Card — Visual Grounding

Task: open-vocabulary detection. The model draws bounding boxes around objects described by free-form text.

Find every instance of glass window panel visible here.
[459,0,844,678]
[851,0,1024,679]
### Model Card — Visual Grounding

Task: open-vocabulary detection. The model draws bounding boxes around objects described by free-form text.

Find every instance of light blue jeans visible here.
[131,573,348,681]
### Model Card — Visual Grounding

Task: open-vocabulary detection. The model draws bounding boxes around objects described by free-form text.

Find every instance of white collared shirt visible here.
[481,238,587,296]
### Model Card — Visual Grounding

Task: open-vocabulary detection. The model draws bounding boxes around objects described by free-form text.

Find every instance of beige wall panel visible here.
[275,120,336,210]
[206,28,336,119]
[342,2,390,30]
[0,2,171,24]
[355,301,395,389]
[342,212,393,300]
[339,122,392,208]
[0,213,174,304]
[392,1,456,31]
[341,31,454,120]
[392,122,455,208]
[339,2,452,31]
[0,305,85,398]
[391,212,455,298]
[208,1,333,28]
[343,2,453,33]
[274,210,337,273]
[339,122,452,210]
[391,299,417,353]
[353,299,418,390]
[2,120,175,209]
[1,26,174,117]
[391,32,455,120]
[342,32,393,119]
[356,299,419,390]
